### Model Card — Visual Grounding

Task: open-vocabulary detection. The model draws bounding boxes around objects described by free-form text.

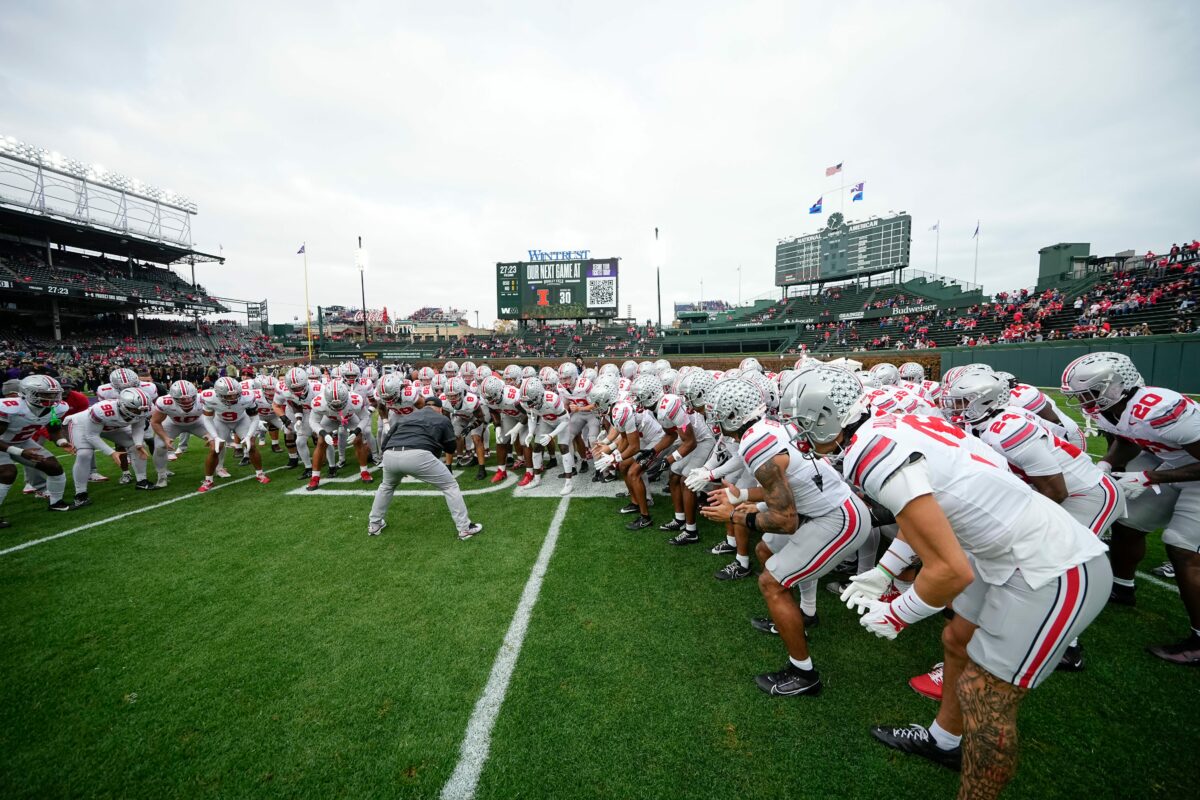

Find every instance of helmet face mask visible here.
[324,382,348,411]
[1061,353,1142,413]
[170,380,198,411]
[21,375,62,411]
[940,370,1004,423]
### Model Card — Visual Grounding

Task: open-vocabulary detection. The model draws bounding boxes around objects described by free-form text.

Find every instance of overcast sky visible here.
[2,1,1198,326]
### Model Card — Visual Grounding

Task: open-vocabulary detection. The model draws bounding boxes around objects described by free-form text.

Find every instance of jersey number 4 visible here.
[902,415,966,447]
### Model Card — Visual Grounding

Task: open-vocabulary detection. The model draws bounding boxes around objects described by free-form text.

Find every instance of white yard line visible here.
[1136,570,1180,594]
[440,495,571,800]
[0,466,289,557]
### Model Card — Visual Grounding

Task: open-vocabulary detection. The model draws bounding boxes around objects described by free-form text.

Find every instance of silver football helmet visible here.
[659,368,679,393]
[323,381,350,411]
[169,380,199,411]
[117,387,151,421]
[521,377,545,409]
[620,360,638,379]
[285,367,310,395]
[899,362,925,382]
[214,376,241,406]
[652,358,671,374]
[682,370,716,412]
[431,373,448,394]
[599,363,620,378]
[779,365,868,451]
[20,375,62,412]
[539,367,560,389]
[993,371,1018,390]
[941,363,990,386]
[481,376,505,406]
[631,374,664,411]
[708,378,767,434]
[1060,352,1143,413]
[559,362,579,388]
[588,379,619,415]
[379,374,406,404]
[869,363,900,386]
[941,369,1006,423]
[503,365,523,384]
[738,357,764,374]
[109,368,140,391]
[445,377,467,404]
[442,360,459,377]
[460,361,478,382]
[521,366,537,380]
[341,362,361,382]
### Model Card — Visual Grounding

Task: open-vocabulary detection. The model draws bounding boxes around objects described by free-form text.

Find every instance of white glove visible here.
[536,433,554,447]
[347,432,358,445]
[855,599,908,640]
[1097,460,1112,474]
[595,453,616,472]
[684,468,714,493]
[838,567,894,610]
[523,429,536,448]
[324,434,336,446]
[380,423,390,440]
[1112,470,1153,500]
[724,485,749,504]
[506,423,524,444]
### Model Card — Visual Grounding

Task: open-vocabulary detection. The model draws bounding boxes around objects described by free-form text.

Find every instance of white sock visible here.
[46,472,67,503]
[929,720,961,750]
[685,523,697,532]
[726,534,736,547]
[736,554,749,568]
[788,655,813,671]
[799,580,818,616]
[532,451,544,470]
[1113,576,1135,588]
[562,450,574,474]
[675,512,685,522]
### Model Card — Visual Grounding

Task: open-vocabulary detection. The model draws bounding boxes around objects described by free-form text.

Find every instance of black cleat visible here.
[755,663,823,697]
[135,479,159,491]
[618,502,641,514]
[710,540,736,556]
[47,500,72,512]
[297,467,313,480]
[601,471,617,483]
[285,457,300,469]
[870,724,961,771]
[750,611,818,636]
[715,561,752,581]
[238,455,251,467]
[590,470,604,483]
[1109,584,1136,607]
[1147,634,1200,666]
[659,519,685,531]
[579,459,589,473]
[1057,643,1085,672]
[475,465,488,480]
[327,465,340,479]
[668,530,700,546]
[625,515,654,531]
[72,494,92,509]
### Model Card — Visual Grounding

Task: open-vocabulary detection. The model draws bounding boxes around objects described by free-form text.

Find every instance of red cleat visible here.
[517,472,533,487]
[256,474,271,485]
[490,469,507,484]
[909,662,944,701]
[360,470,373,483]
[197,480,214,493]
[306,476,320,492]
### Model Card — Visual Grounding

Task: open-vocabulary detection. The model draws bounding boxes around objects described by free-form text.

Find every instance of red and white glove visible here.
[854,599,908,640]
[684,468,715,493]
[1112,470,1153,500]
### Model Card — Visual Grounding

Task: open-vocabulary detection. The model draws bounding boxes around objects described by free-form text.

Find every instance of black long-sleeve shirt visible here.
[381,406,456,457]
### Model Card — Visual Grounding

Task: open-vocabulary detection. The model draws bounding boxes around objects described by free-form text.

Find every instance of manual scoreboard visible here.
[496,258,620,320]
[775,212,911,286]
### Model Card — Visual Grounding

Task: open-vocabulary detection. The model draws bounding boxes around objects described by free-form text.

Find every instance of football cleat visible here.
[909,663,944,700]
[668,530,700,546]
[710,540,736,556]
[368,519,387,536]
[556,471,572,479]
[1147,634,1200,666]
[119,473,133,485]
[578,459,589,473]
[754,663,823,697]
[517,473,534,487]
[197,480,215,493]
[1057,643,1085,672]
[1109,584,1136,607]
[715,561,752,581]
[750,611,818,636]
[305,476,320,492]
[590,470,603,483]
[215,467,232,479]
[88,472,109,482]
[238,455,251,467]
[135,479,158,491]
[47,500,72,512]
[625,515,653,531]
[476,465,488,480]
[526,474,542,488]
[297,467,313,480]
[327,465,340,478]
[659,519,685,531]
[167,451,179,461]
[21,485,37,495]
[491,469,508,484]
[72,494,92,509]
[560,478,573,495]
[257,474,272,485]
[1151,560,1175,579]
[511,459,525,470]
[155,477,170,489]
[870,724,961,771]
[0,517,9,528]
[618,503,641,514]
[360,470,373,483]
[458,522,484,540]
[285,457,300,469]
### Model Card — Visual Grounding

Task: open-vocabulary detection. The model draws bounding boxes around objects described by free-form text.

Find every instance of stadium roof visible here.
[0,206,224,265]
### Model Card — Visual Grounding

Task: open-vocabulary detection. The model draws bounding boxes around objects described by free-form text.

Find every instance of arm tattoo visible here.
[753,457,799,533]
[955,661,1028,800]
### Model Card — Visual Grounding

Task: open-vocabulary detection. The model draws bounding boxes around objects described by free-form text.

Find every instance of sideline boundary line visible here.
[0,466,289,557]
[440,495,571,800]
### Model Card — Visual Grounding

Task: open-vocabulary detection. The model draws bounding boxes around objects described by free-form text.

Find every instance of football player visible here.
[594,389,667,528]
[149,380,209,488]
[482,376,525,484]
[1062,352,1200,664]
[784,365,1110,794]
[701,377,871,697]
[65,387,155,506]
[198,377,270,493]
[0,375,73,522]
[518,378,573,493]
[305,381,373,490]
[274,367,321,479]
[445,378,489,480]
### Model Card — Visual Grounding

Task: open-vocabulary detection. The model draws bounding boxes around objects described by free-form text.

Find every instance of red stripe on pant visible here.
[782,499,860,589]
[1089,476,1119,535]
[1017,566,1082,688]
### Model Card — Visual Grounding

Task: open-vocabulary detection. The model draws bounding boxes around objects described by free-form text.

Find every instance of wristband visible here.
[890,585,944,625]
[6,445,25,458]
[57,438,70,447]
[745,511,758,531]
[878,539,918,579]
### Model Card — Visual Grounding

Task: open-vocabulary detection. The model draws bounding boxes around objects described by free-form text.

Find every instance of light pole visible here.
[475,310,480,329]
[356,236,368,343]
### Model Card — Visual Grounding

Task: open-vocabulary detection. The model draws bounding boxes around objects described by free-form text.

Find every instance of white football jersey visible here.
[841,413,1103,588]
[969,406,1100,494]
[277,381,321,414]
[311,390,368,422]
[485,385,524,418]
[201,388,256,425]
[153,395,203,425]
[97,380,159,403]
[739,418,851,519]
[0,397,69,446]
[611,401,664,450]
[1091,386,1200,469]
[450,392,484,421]
[864,386,939,417]
[526,391,568,423]
[85,398,143,432]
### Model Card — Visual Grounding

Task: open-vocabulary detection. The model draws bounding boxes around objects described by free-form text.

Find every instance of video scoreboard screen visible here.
[496,258,620,320]
[775,212,911,286]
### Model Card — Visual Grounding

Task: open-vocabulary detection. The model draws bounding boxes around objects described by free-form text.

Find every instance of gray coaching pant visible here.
[370,448,470,532]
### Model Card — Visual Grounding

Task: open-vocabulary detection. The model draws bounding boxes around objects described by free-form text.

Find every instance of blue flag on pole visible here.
[972,221,980,239]
[297,244,306,254]
[851,182,863,202]
[809,197,823,214]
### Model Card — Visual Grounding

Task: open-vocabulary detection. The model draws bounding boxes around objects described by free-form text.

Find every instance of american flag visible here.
[825,162,843,177]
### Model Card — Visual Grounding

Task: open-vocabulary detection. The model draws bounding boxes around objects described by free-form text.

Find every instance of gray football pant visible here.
[369,449,469,532]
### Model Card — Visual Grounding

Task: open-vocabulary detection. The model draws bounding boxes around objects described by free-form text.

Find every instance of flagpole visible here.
[934,223,940,278]
[973,222,980,287]
[302,243,314,361]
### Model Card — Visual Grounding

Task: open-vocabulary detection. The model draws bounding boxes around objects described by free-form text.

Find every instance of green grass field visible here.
[0,392,1196,799]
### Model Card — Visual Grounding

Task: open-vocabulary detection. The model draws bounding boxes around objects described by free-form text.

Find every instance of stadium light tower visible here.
[356,236,368,343]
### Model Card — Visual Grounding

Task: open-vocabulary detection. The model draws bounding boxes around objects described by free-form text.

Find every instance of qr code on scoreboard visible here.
[586,277,616,308]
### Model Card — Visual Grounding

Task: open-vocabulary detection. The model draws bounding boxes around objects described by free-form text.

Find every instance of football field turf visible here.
[0,393,1196,798]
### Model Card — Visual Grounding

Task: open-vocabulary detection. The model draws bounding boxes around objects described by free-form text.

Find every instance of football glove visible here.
[323,434,336,446]
[536,433,554,447]
[506,423,524,444]
[346,432,358,445]
[839,567,894,610]
[1112,470,1153,500]
[595,453,616,473]
[634,448,654,465]
[684,468,715,493]
[855,599,908,640]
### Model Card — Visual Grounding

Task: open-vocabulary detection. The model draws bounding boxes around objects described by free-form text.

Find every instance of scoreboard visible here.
[775,212,911,286]
[496,258,620,320]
